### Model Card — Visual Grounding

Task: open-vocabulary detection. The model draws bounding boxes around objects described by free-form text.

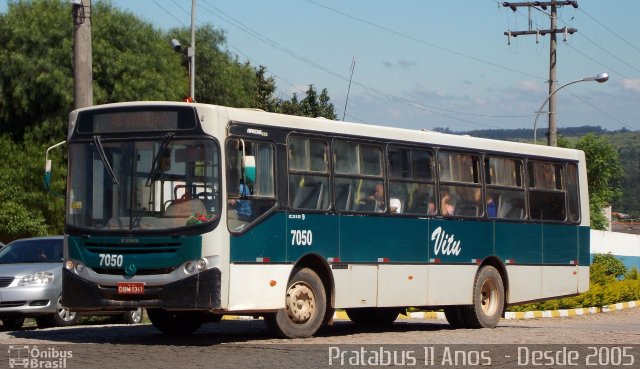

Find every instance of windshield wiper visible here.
[93,135,119,185]
[146,133,174,187]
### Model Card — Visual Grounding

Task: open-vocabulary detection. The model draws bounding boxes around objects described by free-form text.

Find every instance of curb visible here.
[503,300,639,320]
[334,300,640,321]
[221,300,639,321]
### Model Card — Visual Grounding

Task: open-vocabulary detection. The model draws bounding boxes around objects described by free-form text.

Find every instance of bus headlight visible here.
[65,260,85,274]
[184,256,218,275]
[65,260,75,270]
[185,262,196,274]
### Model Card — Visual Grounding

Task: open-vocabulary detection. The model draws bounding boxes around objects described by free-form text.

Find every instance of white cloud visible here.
[620,79,640,94]
[515,80,544,94]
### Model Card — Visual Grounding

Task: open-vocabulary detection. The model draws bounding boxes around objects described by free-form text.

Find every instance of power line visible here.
[559,17,640,75]
[578,8,640,55]
[197,0,525,128]
[564,90,636,131]
[305,0,545,82]
[563,43,629,81]
[153,0,188,27]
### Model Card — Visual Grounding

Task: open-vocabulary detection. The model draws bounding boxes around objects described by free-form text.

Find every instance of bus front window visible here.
[67,139,220,232]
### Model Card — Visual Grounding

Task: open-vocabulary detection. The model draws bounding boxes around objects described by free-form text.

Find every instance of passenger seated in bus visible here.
[228,180,252,221]
[486,194,497,218]
[390,198,402,214]
[440,191,455,216]
[368,183,385,212]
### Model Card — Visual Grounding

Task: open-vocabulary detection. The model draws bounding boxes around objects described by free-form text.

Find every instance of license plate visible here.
[117,282,145,294]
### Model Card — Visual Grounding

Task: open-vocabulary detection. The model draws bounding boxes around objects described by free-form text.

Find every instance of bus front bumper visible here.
[62,268,221,311]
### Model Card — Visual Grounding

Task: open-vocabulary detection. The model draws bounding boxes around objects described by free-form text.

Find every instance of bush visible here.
[507,254,639,312]
[625,267,639,281]
[592,253,627,279]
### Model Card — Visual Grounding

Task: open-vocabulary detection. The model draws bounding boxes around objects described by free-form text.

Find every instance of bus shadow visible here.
[6,319,474,346]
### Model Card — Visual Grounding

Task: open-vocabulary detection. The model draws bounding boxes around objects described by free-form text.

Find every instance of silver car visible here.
[0,236,142,329]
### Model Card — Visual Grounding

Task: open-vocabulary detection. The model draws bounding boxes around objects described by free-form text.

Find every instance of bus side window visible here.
[333,140,384,213]
[288,136,330,211]
[437,151,481,217]
[528,161,566,221]
[566,163,581,223]
[388,146,435,216]
[485,157,525,220]
[226,138,276,232]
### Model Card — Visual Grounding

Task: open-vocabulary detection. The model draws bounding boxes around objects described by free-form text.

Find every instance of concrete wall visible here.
[590,230,640,270]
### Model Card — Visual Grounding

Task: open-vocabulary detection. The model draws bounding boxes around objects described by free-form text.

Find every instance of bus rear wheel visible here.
[443,306,468,328]
[345,307,400,326]
[264,267,327,338]
[147,309,203,335]
[462,265,504,328]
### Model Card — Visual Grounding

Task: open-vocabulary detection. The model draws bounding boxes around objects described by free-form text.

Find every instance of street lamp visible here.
[170,0,196,102]
[533,72,609,145]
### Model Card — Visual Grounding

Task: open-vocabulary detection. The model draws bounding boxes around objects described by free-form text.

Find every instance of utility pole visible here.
[503,1,578,146]
[72,0,93,109]
[189,0,196,101]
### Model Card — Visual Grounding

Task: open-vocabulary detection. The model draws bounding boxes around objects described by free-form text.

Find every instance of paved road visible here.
[1,308,638,368]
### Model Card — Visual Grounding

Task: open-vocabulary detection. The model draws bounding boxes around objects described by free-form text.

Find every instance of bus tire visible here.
[345,307,400,326]
[264,267,327,338]
[147,309,203,335]
[443,306,468,328]
[463,265,504,329]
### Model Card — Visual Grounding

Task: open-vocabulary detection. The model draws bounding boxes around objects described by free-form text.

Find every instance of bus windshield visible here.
[66,138,220,232]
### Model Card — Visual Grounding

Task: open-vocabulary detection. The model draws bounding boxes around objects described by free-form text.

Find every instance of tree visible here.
[92,2,185,105]
[254,65,279,112]
[0,135,57,243]
[277,85,337,119]
[0,0,73,140]
[575,134,624,230]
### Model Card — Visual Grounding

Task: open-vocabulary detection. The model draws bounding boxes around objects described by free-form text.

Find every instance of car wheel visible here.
[2,317,25,330]
[121,308,143,324]
[36,295,79,328]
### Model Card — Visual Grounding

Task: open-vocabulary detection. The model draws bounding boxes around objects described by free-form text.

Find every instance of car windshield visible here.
[0,239,63,264]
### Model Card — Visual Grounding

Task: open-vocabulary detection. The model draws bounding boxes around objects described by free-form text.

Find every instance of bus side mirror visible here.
[243,155,256,184]
[44,159,52,189]
[44,140,66,198]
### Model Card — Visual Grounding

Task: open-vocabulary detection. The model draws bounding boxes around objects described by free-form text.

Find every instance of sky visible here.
[2,0,639,133]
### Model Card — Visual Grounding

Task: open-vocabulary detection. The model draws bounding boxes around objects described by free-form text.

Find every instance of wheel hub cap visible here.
[285,282,315,323]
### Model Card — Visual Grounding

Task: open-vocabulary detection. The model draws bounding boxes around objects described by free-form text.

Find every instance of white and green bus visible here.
[57,102,590,338]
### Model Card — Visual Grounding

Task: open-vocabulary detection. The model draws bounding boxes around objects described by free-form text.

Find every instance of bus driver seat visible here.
[165,198,207,217]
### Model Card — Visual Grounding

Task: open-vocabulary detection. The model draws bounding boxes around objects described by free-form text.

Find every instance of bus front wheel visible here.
[463,265,505,328]
[147,309,203,335]
[264,267,327,338]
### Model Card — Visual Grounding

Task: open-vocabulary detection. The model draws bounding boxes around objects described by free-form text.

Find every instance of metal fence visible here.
[611,222,640,235]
